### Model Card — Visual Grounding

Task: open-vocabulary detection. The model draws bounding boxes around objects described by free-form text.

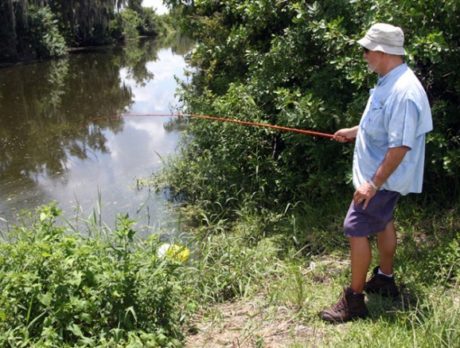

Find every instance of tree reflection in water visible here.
[0,36,193,224]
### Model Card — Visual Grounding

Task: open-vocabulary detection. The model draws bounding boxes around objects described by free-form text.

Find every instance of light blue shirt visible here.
[353,63,433,195]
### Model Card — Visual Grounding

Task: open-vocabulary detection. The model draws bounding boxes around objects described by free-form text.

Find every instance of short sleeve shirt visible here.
[353,63,433,195]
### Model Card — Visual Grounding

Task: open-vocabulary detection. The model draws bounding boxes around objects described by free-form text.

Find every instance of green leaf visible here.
[38,292,52,307]
[67,323,84,338]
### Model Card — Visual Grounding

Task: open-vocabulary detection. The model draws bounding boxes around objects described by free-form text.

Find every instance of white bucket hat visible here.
[358,23,405,56]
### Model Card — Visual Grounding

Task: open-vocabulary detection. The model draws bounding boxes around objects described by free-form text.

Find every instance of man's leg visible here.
[349,236,372,293]
[364,220,399,297]
[320,236,370,322]
[377,220,396,275]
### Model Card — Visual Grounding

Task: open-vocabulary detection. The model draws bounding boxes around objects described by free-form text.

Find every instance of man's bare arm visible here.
[354,146,410,209]
[371,146,410,188]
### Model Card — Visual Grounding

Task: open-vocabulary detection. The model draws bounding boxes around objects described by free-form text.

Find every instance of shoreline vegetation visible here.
[1,201,458,346]
[1,0,459,347]
[0,0,175,65]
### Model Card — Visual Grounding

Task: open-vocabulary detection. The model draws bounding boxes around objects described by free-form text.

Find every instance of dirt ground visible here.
[185,296,324,348]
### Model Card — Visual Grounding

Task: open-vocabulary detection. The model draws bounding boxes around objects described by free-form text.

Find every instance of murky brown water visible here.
[0,38,192,234]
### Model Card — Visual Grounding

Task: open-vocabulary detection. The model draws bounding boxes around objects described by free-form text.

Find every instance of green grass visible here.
[179,198,459,347]
[281,273,459,347]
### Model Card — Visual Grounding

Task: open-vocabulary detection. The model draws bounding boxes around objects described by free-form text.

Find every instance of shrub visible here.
[120,9,142,41]
[139,8,160,36]
[109,14,124,42]
[27,6,67,58]
[0,204,183,347]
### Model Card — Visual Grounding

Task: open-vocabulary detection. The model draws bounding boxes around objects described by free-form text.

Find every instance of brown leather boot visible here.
[320,287,369,323]
[364,266,399,298]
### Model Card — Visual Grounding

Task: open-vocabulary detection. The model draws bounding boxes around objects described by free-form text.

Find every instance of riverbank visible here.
[0,2,172,66]
[0,34,174,69]
[0,44,119,69]
[1,200,458,346]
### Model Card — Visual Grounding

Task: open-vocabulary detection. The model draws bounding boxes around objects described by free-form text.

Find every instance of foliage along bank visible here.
[159,0,460,216]
[0,0,169,63]
[0,205,185,347]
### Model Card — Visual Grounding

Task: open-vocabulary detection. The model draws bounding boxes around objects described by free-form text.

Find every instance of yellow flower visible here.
[157,243,190,263]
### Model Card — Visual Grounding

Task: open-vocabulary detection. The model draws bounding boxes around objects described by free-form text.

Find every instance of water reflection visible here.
[0,37,192,233]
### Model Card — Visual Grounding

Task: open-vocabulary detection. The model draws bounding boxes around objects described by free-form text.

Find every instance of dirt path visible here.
[185,296,324,348]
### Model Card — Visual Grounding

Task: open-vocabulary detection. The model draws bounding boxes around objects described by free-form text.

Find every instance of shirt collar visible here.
[377,63,407,86]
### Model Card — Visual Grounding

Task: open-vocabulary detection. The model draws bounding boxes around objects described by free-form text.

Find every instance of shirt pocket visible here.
[362,100,387,143]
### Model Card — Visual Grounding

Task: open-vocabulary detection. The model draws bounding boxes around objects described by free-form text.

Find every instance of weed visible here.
[0,204,184,347]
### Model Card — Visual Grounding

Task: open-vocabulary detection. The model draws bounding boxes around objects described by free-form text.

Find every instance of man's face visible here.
[363,48,384,74]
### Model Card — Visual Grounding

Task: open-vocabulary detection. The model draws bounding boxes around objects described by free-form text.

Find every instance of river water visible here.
[0,38,192,235]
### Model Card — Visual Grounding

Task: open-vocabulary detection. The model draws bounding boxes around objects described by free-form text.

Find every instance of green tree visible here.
[0,0,167,63]
[27,5,66,58]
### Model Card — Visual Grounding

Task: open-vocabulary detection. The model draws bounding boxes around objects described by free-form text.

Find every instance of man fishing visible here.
[320,23,433,323]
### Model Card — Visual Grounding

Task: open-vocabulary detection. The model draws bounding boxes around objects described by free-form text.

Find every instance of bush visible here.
[0,204,184,347]
[109,14,125,42]
[139,8,160,36]
[27,6,67,58]
[121,9,142,41]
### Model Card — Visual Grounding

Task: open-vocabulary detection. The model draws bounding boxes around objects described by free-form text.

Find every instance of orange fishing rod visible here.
[119,112,337,140]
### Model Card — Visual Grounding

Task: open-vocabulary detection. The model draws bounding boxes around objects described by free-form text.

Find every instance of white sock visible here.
[378,267,393,278]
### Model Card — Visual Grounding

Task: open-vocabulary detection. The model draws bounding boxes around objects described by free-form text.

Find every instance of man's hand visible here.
[333,126,359,143]
[352,146,410,209]
[353,181,377,209]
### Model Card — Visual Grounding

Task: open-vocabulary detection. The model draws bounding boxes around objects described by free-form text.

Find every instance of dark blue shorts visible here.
[343,190,400,237]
